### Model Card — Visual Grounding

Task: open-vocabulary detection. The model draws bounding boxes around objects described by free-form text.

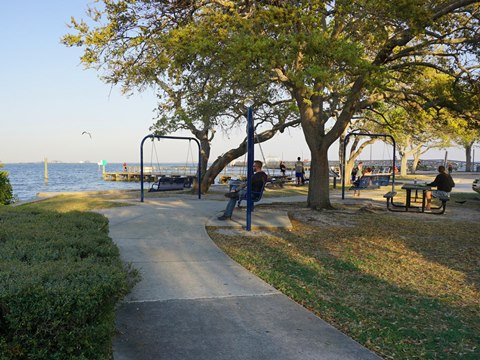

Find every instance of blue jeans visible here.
[223,189,247,217]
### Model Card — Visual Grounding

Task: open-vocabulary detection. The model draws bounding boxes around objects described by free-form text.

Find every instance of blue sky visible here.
[0,1,467,164]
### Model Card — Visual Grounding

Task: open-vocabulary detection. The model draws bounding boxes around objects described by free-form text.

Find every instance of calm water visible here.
[2,163,196,201]
[3,162,291,201]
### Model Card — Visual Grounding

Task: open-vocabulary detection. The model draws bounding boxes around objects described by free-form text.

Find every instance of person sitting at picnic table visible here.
[425,165,455,210]
[218,160,268,220]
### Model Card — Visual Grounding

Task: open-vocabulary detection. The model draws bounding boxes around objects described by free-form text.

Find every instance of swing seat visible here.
[237,180,270,208]
[348,176,379,191]
[149,176,193,192]
[371,175,391,186]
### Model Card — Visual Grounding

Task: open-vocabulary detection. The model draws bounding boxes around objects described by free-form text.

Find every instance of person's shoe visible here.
[217,215,231,221]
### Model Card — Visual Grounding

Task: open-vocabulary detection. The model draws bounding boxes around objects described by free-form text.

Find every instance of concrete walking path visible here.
[98,197,381,360]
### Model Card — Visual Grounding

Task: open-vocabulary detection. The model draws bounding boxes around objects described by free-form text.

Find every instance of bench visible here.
[383,191,397,199]
[149,176,193,192]
[372,175,391,186]
[384,190,449,214]
[432,194,450,215]
[300,170,340,188]
[383,191,400,211]
[237,180,270,209]
[266,176,294,188]
[349,176,380,192]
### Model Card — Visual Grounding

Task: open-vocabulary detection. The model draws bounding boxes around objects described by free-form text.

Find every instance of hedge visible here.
[0,207,137,359]
[0,164,13,205]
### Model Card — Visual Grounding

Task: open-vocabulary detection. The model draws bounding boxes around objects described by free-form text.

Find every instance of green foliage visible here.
[63,0,480,207]
[0,207,137,359]
[0,164,13,205]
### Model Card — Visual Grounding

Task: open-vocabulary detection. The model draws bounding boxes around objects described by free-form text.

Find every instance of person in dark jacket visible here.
[279,161,286,176]
[425,165,455,210]
[218,160,268,220]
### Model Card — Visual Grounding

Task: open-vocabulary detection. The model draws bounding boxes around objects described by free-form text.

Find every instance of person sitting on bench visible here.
[218,160,268,220]
[425,165,455,210]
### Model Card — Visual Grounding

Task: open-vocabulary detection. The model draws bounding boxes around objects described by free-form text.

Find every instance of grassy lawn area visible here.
[207,199,480,359]
[23,193,134,212]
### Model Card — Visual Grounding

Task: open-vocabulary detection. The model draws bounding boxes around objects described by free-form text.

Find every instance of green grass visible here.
[208,205,480,359]
[19,193,132,212]
[448,192,480,209]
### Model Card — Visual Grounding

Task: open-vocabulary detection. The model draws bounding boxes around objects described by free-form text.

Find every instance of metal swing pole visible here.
[246,106,254,231]
[341,132,396,200]
[341,134,350,200]
[140,134,202,202]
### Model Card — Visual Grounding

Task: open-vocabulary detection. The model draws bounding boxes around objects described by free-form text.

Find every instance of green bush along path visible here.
[0,196,137,359]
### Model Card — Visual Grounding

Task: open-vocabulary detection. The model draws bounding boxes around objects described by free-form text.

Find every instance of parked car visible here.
[473,179,480,194]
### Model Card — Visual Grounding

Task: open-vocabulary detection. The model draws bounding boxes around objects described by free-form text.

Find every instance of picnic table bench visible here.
[383,184,449,214]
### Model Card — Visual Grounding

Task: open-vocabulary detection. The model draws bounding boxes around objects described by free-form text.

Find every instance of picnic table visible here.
[384,183,449,215]
[401,183,431,212]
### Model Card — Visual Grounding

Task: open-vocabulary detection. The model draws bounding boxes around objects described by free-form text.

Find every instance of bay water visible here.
[3,162,290,202]
[2,163,197,201]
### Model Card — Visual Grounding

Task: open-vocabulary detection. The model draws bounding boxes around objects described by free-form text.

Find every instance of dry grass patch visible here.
[20,193,133,212]
[207,204,480,359]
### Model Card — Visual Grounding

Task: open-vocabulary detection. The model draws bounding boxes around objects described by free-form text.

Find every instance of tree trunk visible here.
[345,159,356,185]
[411,151,421,174]
[344,138,377,184]
[295,77,364,209]
[400,154,408,176]
[307,145,333,209]
[197,118,300,193]
[200,142,247,193]
[465,143,472,172]
[190,137,210,193]
[188,128,212,193]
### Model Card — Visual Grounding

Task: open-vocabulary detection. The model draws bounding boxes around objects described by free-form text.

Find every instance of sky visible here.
[0,1,469,164]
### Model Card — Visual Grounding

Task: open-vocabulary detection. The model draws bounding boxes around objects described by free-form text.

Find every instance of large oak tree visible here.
[64,0,480,208]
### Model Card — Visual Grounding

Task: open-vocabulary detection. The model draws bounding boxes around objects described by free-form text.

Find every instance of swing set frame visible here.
[341,132,397,199]
[140,134,202,202]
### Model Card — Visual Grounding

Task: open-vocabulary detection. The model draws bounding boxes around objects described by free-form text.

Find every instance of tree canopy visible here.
[64,0,480,208]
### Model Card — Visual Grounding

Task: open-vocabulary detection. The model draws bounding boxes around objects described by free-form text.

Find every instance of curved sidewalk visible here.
[98,197,381,360]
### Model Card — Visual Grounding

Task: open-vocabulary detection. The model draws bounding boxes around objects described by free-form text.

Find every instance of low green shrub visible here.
[0,164,13,205]
[0,207,137,359]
